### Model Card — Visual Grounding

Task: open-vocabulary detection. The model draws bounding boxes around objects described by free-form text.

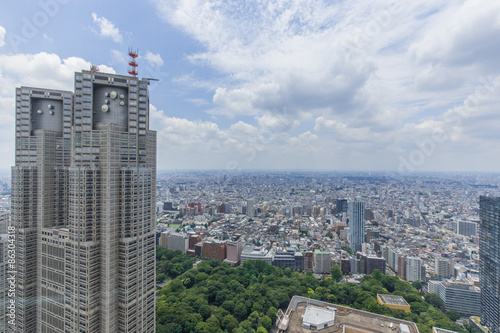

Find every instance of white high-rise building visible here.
[406,256,424,282]
[11,70,156,332]
[348,199,365,253]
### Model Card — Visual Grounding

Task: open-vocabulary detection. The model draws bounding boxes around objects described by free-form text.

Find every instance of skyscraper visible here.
[11,70,156,332]
[348,198,365,253]
[247,199,254,218]
[480,196,500,332]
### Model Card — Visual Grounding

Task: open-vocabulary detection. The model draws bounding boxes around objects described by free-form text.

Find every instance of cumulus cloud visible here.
[151,0,500,170]
[91,13,123,43]
[144,51,164,68]
[0,26,6,47]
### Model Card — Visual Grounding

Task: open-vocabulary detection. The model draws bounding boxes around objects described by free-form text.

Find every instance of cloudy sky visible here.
[0,0,499,172]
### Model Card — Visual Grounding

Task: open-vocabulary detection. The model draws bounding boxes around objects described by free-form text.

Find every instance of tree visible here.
[446,309,461,322]
[157,272,167,283]
[234,303,248,319]
[412,280,423,293]
[371,269,382,281]
[199,304,213,320]
[331,264,342,282]
[221,315,239,332]
[256,327,267,333]
[266,306,278,323]
[424,293,444,309]
[260,315,272,330]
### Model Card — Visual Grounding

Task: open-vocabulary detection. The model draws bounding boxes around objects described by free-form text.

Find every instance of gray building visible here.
[11,71,156,332]
[348,199,365,253]
[273,249,303,271]
[457,220,478,237]
[0,211,9,234]
[435,256,454,281]
[313,250,331,274]
[438,279,481,316]
[247,199,254,218]
[168,232,189,253]
[480,196,500,332]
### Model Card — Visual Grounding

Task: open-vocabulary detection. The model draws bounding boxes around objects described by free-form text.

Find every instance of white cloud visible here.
[91,13,123,43]
[0,26,6,47]
[152,0,500,171]
[144,51,164,68]
[111,49,128,64]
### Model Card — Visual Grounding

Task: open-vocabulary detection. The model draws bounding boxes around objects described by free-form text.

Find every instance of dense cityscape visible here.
[152,170,498,331]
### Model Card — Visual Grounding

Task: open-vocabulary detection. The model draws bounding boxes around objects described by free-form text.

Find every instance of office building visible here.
[480,196,500,332]
[202,239,227,261]
[224,240,243,265]
[11,70,156,332]
[168,232,189,253]
[457,220,478,237]
[348,198,365,253]
[273,249,303,271]
[438,279,481,316]
[335,199,348,214]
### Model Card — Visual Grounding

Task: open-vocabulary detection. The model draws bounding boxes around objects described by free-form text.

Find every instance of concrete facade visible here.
[11,72,156,333]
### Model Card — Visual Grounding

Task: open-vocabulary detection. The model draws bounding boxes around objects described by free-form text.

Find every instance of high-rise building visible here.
[435,256,454,281]
[348,199,365,253]
[11,70,156,332]
[335,199,348,215]
[247,199,254,218]
[406,256,424,282]
[480,196,500,332]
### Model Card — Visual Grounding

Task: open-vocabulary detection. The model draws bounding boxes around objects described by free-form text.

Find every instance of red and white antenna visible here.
[128,48,138,77]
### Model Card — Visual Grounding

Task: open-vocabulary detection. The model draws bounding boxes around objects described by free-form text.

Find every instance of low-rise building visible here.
[377,294,411,313]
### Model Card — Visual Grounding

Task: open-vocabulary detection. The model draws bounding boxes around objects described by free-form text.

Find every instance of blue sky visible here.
[1,0,500,172]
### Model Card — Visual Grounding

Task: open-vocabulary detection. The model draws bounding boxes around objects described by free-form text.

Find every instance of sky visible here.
[0,0,499,172]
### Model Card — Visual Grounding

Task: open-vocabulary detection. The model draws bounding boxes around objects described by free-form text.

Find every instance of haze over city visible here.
[1,0,500,171]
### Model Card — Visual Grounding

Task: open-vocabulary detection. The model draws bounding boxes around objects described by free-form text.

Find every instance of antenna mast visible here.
[128,48,138,77]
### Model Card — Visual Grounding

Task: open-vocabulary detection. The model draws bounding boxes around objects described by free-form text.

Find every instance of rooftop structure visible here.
[377,294,411,313]
[302,305,336,330]
[278,296,419,333]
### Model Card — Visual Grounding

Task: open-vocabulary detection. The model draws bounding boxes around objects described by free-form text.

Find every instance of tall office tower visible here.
[11,70,156,333]
[348,199,365,253]
[247,199,254,218]
[480,196,500,332]
[435,256,454,281]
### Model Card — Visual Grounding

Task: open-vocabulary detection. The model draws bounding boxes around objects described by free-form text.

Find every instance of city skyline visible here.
[0,0,500,172]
